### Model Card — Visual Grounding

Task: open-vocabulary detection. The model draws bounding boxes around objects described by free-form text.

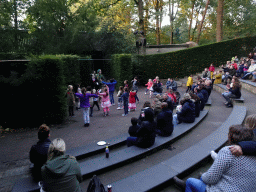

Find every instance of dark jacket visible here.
[161,97,174,112]
[194,100,200,117]
[121,92,129,102]
[229,86,241,98]
[205,85,212,97]
[41,155,82,192]
[90,77,100,90]
[201,88,209,103]
[197,92,205,111]
[229,68,237,76]
[136,110,156,148]
[128,125,140,137]
[29,138,51,181]
[238,129,256,155]
[153,82,162,93]
[138,107,154,125]
[156,108,173,137]
[177,99,195,123]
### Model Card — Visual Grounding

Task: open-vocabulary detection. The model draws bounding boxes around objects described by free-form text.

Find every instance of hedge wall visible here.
[111,54,133,90]
[112,36,256,85]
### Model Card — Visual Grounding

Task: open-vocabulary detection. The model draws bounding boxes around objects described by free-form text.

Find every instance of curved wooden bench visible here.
[108,105,246,192]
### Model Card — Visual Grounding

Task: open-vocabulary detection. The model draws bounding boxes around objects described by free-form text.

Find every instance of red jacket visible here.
[209,66,215,72]
[129,91,136,103]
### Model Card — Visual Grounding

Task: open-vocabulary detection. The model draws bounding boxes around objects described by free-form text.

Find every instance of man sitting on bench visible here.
[29,124,51,181]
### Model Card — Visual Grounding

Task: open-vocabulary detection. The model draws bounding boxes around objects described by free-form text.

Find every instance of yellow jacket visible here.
[214,73,222,84]
[186,76,193,87]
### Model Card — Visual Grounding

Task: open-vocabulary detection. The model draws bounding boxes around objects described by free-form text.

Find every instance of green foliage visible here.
[112,36,256,85]
[111,54,133,90]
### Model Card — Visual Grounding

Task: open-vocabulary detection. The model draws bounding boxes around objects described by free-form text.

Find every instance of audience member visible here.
[189,91,201,117]
[242,60,256,79]
[201,68,211,80]
[128,117,141,137]
[176,93,196,124]
[173,125,256,192]
[222,77,241,108]
[41,138,82,192]
[30,124,51,182]
[161,93,174,112]
[127,109,156,148]
[156,102,173,137]
[213,70,222,84]
[168,78,178,91]
[138,101,154,125]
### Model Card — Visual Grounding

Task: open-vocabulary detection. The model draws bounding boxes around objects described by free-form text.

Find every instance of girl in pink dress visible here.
[98,85,111,116]
[128,90,139,111]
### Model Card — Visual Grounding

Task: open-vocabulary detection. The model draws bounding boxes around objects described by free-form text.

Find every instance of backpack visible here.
[87,175,106,192]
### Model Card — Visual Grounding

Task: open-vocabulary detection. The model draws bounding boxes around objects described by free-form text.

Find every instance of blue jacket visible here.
[177,99,195,123]
[238,129,256,155]
[197,92,205,111]
[121,92,129,102]
[102,80,117,92]
[156,108,173,136]
[200,88,209,103]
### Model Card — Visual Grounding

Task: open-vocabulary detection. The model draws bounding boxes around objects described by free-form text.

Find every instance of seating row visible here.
[214,84,244,102]
[108,105,246,192]
[12,110,209,192]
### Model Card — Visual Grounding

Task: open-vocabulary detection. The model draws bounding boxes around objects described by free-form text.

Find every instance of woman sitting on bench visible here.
[173,125,256,192]
[222,77,241,108]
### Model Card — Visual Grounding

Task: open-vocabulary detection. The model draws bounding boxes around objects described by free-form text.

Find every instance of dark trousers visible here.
[124,100,128,115]
[69,106,74,116]
[92,101,100,110]
[186,86,191,93]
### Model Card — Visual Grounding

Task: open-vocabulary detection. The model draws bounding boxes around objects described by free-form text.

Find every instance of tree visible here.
[216,0,224,42]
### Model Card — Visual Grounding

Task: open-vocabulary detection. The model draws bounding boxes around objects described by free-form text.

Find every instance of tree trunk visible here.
[156,0,160,45]
[188,0,195,41]
[196,0,210,44]
[144,0,149,37]
[169,0,174,44]
[138,0,144,34]
[216,0,224,42]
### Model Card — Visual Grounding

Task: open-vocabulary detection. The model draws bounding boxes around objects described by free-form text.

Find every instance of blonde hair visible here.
[47,138,66,161]
[245,114,256,130]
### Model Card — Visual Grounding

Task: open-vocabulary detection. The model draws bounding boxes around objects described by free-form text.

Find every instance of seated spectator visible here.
[138,101,154,125]
[165,78,171,90]
[222,77,241,108]
[223,65,236,84]
[229,114,256,156]
[201,68,211,80]
[153,78,162,94]
[167,89,177,104]
[242,60,256,79]
[213,70,222,84]
[161,93,174,112]
[243,63,249,76]
[29,124,51,182]
[41,138,82,192]
[236,60,245,77]
[169,78,178,91]
[128,117,141,137]
[204,79,212,96]
[173,125,256,192]
[231,60,238,70]
[127,109,156,148]
[189,91,201,118]
[194,85,205,111]
[153,96,162,117]
[176,93,196,124]
[156,102,173,137]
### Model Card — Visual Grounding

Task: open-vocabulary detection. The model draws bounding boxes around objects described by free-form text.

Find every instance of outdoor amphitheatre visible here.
[1,0,256,192]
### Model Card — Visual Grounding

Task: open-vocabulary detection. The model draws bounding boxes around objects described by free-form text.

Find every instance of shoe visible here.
[145,92,147,94]
[226,103,233,108]
[210,150,217,160]
[84,123,89,127]
[122,114,127,116]
[112,103,115,106]
[98,108,100,111]
[173,176,186,190]
[106,113,109,116]
[117,107,121,110]
[128,109,130,112]
[90,115,93,117]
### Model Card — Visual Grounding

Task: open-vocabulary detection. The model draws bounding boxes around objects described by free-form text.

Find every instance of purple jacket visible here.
[75,93,98,108]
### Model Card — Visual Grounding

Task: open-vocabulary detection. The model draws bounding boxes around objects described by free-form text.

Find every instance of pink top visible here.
[145,81,153,89]
[98,86,110,102]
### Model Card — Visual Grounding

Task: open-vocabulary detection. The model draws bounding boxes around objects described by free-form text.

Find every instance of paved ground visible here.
[0,81,255,192]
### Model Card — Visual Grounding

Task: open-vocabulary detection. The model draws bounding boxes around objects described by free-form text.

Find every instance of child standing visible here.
[75,87,98,127]
[186,74,193,93]
[98,85,111,116]
[124,80,129,90]
[145,79,153,95]
[129,89,139,111]
[117,86,124,110]
[92,89,100,111]
[209,63,215,79]
[121,87,129,116]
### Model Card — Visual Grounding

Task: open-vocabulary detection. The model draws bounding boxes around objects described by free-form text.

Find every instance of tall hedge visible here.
[112,36,256,85]
[111,54,133,90]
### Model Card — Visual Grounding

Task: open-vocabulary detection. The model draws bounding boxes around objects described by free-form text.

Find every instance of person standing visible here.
[121,87,129,116]
[98,85,111,116]
[186,75,193,93]
[67,85,75,117]
[75,87,98,127]
[102,78,117,105]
